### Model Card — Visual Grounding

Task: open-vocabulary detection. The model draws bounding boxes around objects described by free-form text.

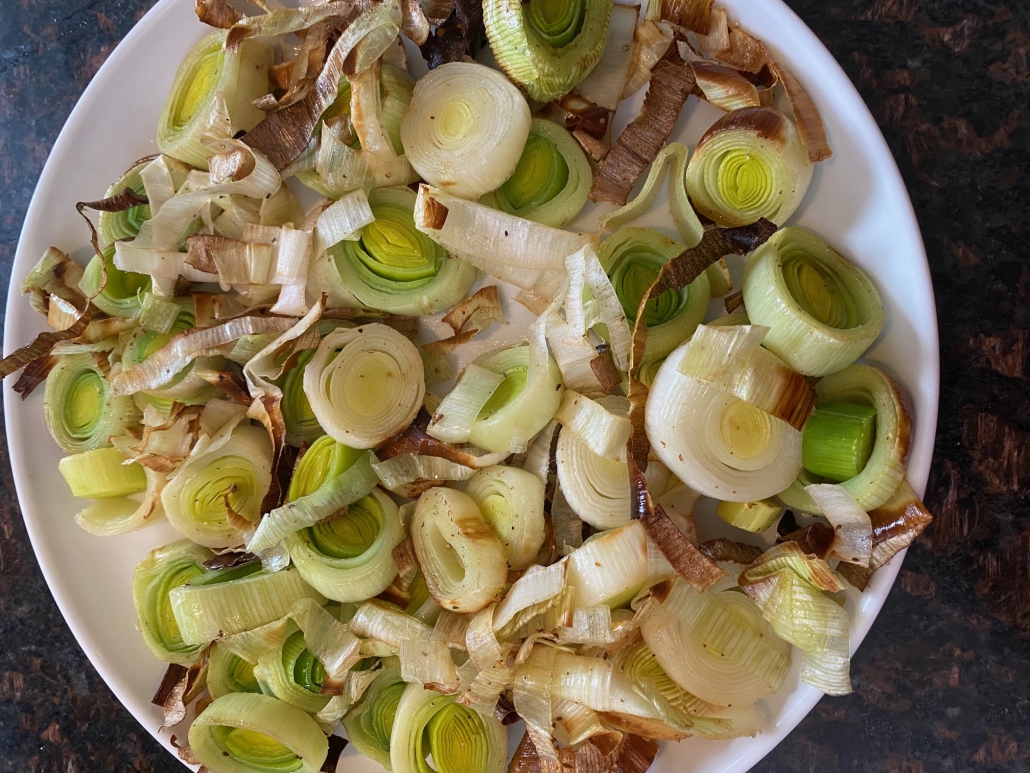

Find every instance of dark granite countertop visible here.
[1,0,1028,771]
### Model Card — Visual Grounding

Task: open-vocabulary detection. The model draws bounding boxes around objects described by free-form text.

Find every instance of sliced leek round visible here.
[157,30,272,170]
[411,487,507,613]
[188,693,328,773]
[342,658,406,768]
[598,227,711,364]
[401,62,532,200]
[79,243,151,318]
[484,0,614,103]
[464,465,545,570]
[287,487,402,603]
[686,107,813,227]
[303,324,425,450]
[742,227,886,376]
[98,158,152,245]
[315,186,477,315]
[481,118,592,228]
[44,354,140,454]
[208,642,262,699]
[255,625,331,714]
[467,344,564,455]
[131,539,213,665]
[778,364,912,514]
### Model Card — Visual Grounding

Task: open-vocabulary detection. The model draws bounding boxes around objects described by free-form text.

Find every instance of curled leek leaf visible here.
[598,227,711,365]
[464,465,546,571]
[161,422,273,548]
[208,642,262,700]
[188,693,328,773]
[778,364,912,514]
[466,343,564,455]
[157,30,272,170]
[686,107,813,227]
[411,487,507,613]
[390,683,508,773]
[131,539,214,665]
[303,324,425,450]
[481,118,592,228]
[287,487,403,603]
[484,0,615,103]
[317,186,477,315]
[742,227,886,376]
[342,658,406,769]
[79,243,152,318]
[44,353,140,454]
[97,159,152,245]
[281,348,324,447]
[401,62,532,200]
[255,626,331,715]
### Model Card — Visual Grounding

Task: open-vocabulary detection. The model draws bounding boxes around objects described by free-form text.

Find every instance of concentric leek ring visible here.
[287,435,364,503]
[208,642,261,699]
[342,660,406,768]
[44,353,140,454]
[98,158,153,245]
[79,243,152,318]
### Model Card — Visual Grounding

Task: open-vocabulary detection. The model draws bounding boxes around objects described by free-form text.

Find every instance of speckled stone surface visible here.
[0,1,1028,771]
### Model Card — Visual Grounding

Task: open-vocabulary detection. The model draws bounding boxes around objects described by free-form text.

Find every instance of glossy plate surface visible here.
[3,0,938,770]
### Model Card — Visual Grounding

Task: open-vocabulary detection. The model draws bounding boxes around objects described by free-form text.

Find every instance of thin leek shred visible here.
[742,227,885,376]
[481,118,593,229]
[685,108,813,227]
[316,186,477,315]
[484,0,615,103]
[740,543,852,695]
[778,364,912,514]
[157,30,272,169]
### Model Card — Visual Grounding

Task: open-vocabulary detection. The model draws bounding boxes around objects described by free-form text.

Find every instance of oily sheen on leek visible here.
[44,354,139,454]
[481,118,592,228]
[599,227,711,364]
[686,107,813,227]
[484,0,615,103]
[304,324,425,449]
[742,227,886,376]
[287,488,402,602]
[157,30,272,169]
[314,186,476,315]
[402,62,531,200]
[189,693,328,773]
[411,487,507,613]
[390,683,507,773]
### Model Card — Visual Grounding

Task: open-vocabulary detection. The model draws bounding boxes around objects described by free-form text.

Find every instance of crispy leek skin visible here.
[79,243,152,318]
[189,693,329,773]
[98,159,152,245]
[157,30,272,170]
[485,0,615,103]
[390,683,508,773]
[287,488,403,603]
[686,107,812,227]
[44,354,140,454]
[481,118,592,228]
[317,186,477,315]
[743,227,885,376]
[598,227,711,365]
[342,659,406,769]
[132,540,214,665]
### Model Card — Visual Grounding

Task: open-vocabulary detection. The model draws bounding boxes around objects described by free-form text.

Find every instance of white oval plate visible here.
[4,0,938,770]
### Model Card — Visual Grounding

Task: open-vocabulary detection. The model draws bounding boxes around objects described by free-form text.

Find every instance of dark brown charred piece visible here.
[321,735,349,772]
[546,94,612,140]
[779,522,835,560]
[195,0,243,28]
[699,537,763,565]
[0,309,91,381]
[661,0,713,33]
[589,344,622,394]
[202,551,260,570]
[589,57,696,206]
[696,106,793,150]
[418,188,451,230]
[12,354,57,399]
[420,0,484,69]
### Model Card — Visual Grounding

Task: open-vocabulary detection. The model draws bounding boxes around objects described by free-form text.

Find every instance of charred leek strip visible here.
[303,324,425,450]
[287,488,402,603]
[390,683,508,773]
[342,659,406,768]
[599,227,710,364]
[79,243,151,318]
[482,119,592,229]
[98,159,152,245]
[188,693,328,773]
[132,540,213,665]
[686,108,812,227]
[464,465,545,571]
[44,354,140,454]
[411,487,507,613]
[779,365,912,514]
[484,0,614,103]
[322,187,476,316]
[742,227,885,376]
[467,344,564,455]
[157,30,272,169]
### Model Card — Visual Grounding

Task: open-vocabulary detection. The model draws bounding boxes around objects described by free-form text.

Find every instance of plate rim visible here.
[3,0,940,770]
